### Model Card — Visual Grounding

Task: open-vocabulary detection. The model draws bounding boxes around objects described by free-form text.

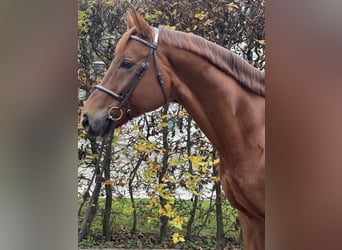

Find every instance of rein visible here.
[95,27,168,121]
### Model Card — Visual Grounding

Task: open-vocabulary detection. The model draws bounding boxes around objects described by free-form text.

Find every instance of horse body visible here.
[158,34,265,249]
[82,6,264,249]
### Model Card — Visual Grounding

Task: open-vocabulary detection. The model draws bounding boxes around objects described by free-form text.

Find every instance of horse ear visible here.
[128,5,152,38]
[126,12,134,30]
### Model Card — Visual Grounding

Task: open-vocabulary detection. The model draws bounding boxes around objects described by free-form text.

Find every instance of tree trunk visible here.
[213,163,225,249]
[102,138,113,242]
[78,180,101,241]
[78,138,102,218]
[159,213,169,243]
[186,194,199,239]
[159,104,170,243]
[78,135,113,242]
[128,157,144,234]
[185,116,199,240]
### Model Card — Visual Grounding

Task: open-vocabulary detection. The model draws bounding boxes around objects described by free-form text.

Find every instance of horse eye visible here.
[120,60,134,69]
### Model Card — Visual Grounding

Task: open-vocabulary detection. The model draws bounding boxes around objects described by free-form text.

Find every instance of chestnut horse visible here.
[81,6,265,250]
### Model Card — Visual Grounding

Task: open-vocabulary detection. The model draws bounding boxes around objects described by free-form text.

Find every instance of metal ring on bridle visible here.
[107,106,124,121]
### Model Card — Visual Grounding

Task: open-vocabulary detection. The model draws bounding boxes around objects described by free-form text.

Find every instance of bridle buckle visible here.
[108,106,124,121]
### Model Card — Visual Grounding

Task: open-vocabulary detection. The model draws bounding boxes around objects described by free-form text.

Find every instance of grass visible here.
[78,197,241,249]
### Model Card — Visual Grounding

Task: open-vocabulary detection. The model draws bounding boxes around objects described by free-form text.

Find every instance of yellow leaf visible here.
[188,155,203,169]
[161,114,170,119]
[168,197,175,205]
[170,179,179,184]
[172,233,185,244]
[200,166,209,173]
[165,25,176,31]
[170,9,177,18]
[135,144,147,152]
[194,11,207,20]
[104,179,113,185]
[169,157,183,167]
[170,215,185,230]
[257,39,266,45]
[161,175,168,182]
[213,158,220,165]
[157,122,169,128]
[164,203,172,213]
[154,9,163,16]
[179,109,189,116]
[137,7,145,13]
[227,3,239,12]
[102,0,114,8]
[203,19,213,26]
[159,203,175,217]
[211,176,220,182]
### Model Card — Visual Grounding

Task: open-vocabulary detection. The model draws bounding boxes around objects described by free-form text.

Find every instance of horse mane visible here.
[159,27,265,97]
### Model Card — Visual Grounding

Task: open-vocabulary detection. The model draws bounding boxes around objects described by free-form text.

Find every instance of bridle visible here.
[95,27,168,122]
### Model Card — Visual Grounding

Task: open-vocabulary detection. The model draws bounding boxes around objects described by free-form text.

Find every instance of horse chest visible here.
[219,160,265,218]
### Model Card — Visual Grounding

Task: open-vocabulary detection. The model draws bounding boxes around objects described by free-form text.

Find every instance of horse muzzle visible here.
[81,111,115,138]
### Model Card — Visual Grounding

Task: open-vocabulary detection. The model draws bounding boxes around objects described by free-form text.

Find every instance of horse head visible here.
[81,5,169,137]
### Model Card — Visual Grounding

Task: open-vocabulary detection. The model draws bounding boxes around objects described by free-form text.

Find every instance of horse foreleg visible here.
[238,211,265,250]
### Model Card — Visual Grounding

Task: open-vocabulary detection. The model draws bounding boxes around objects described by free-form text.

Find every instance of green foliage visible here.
[79,198,240,249]
[78,235,97,248]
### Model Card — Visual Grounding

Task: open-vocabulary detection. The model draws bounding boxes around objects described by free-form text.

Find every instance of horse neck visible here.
[160,44,265,158]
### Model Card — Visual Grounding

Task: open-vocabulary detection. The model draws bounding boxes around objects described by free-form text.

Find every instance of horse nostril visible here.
[82,114,89,129]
